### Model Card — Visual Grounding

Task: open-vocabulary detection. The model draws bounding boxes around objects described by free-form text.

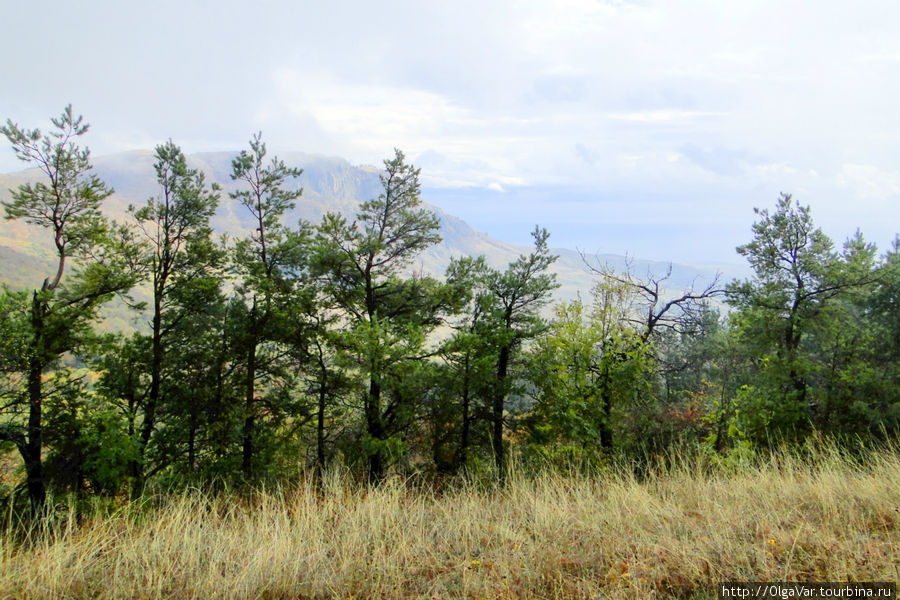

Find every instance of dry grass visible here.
[1,446,898,599]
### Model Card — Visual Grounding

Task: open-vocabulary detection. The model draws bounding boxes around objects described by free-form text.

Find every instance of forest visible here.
[0,105,898,517]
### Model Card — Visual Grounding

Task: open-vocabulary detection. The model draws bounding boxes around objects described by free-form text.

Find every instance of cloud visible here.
[529,73,587,103]
[837,164,900,199]
[607,110,729,123]
[1,0,899,261]
[678,145,756,177]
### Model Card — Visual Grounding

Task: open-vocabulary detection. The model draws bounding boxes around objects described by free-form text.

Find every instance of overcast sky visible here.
[2,0,898,264]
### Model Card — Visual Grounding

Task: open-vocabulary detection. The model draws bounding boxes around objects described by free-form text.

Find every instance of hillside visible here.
[0,150,728,302]
[2,446,898,599]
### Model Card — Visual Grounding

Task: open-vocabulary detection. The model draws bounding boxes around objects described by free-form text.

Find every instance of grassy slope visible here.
[1,446,897,599]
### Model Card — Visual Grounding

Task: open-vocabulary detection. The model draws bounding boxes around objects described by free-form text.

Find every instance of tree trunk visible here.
[492,344,510,483]
[784,305,808,400]
[24,292,46,512]
[317,379,327,475]
[456,353,472,471]
[133,297,163,498]
[713,364,732,453]
[312,338,328,476]
[188,384,198,472]
[599,365,614,451]
[366,377,385,484]
[242,337,257,477]
[25,356,45,512]
[210,327,227,459]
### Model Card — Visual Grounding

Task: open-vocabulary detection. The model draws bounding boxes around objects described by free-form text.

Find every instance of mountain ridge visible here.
[0,150,731,302]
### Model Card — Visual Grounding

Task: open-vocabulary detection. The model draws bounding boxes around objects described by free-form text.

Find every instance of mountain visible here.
[0,150,730,305]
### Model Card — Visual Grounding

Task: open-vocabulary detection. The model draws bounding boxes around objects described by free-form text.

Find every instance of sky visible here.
[1,0,899,265]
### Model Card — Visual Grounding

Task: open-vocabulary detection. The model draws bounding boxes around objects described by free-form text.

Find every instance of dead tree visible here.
[580,252,724,342]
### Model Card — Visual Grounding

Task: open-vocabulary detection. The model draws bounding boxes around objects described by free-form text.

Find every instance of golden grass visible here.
[1,447,898,599]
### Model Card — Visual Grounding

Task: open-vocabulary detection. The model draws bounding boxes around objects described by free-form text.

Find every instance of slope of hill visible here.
[0,150,730,303]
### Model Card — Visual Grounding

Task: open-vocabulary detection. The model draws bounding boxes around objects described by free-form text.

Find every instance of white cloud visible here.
[606,110,729,123]
[1,0,899,260]
[837,164,900,199]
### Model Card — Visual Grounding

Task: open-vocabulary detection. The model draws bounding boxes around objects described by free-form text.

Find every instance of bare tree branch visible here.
[579,250,724,341]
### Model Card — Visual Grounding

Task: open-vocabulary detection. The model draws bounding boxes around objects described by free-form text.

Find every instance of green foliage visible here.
[312,149,442,307]
[722,195,895,448]
[810,234,900,436]
[358,150,441,272]
[429,256,496,472]
[866,238,900,429]
[484,226,558,340]
[230,132,307,299]
[525,301,610,460]
[1,106,111,269]
[654,307,735,451]
[132,140,221,294]
[228,133,311,478]
[524,277,656,464]
[3,109,900,499]
[727,194,852,442]
[0,288,29,373]
[475,227,559,478]
[126,140,224,493]
[311,149,447,480]
[43,370,138,496]
[1,106,138,509]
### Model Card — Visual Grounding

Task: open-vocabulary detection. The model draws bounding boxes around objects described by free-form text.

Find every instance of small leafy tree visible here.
[804,233,899,436]
[42,367,137,496]
[526,276,655,460]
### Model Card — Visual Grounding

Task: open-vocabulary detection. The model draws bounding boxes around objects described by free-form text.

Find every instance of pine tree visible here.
[128,140,221,494]
[312,149,445,482]
[482,227,558,480]
[0,106,137,510]
[230,132,308,477]
[726,194,872,442]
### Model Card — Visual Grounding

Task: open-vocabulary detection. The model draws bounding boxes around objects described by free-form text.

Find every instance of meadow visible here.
[1,443,897,599]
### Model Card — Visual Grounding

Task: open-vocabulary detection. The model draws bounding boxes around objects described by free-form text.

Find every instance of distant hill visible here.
[0,150,731,306]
